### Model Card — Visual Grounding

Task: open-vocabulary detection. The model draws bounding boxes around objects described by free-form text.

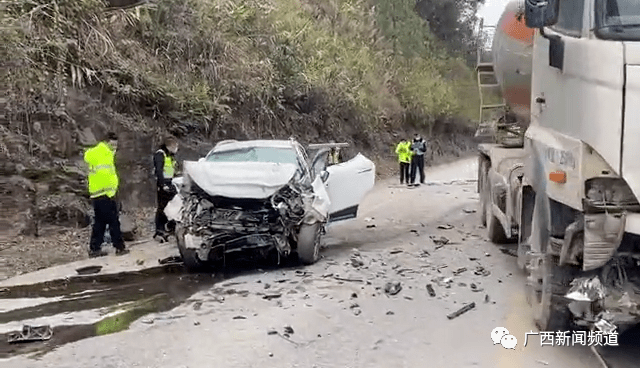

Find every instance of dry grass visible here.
[3,0,480,135]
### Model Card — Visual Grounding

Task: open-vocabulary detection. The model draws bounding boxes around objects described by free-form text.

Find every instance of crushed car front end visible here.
[169,158,329,268]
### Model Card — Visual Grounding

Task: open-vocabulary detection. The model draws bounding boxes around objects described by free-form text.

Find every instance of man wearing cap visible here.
[83,132,129,257]
[409,133,427,186]
[153,136,179,242]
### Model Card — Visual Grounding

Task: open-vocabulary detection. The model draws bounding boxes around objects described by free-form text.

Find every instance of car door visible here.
[322,153,375,222]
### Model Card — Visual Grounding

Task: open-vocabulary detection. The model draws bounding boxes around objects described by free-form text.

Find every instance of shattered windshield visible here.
[596,0,640,40]
[206,147,300,166]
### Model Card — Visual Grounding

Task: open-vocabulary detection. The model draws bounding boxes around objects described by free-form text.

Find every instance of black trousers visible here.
[90,196,124,251]
[410,155,425,184]
[156,189,176,234]
[399,162,410,184]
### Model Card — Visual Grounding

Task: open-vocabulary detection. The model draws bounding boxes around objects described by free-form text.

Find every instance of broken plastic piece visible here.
[7,325,53,344]
[447,302,476,320]
[565,276,605,302]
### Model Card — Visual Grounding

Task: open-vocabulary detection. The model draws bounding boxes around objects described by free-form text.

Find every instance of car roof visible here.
[212,139,298,152]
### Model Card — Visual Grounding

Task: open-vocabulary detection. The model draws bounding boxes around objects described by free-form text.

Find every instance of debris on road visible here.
[136,259,144,266]
[426,284,436,297]
[334,275,364,283]
[390,248,403,254]
[75,265,102,275]
[8,325,53,343]
[366,224,376,228]
[263,293,282,300]
[433,276,453,288]
[437,224,454,230]
[158,256,182,265]
[447,302,476,320]
[499,247,517,257]
[267,329,278,335]
[453,267,467,276]
[474,266,491,277]
[463,209,476,214]
[284,326,295,335]
[384,281,402,295]
[386,311,395,315]
[484,294,490,303]
[431,235,450,248]
[233,315,247,320]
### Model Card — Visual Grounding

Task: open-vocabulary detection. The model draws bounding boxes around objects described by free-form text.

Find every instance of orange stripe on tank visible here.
[500,11,535,44]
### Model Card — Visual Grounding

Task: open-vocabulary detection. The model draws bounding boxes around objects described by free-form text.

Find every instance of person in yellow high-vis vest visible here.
[84,132,129,257]
[395,138,412,184]
[153,136,179,242]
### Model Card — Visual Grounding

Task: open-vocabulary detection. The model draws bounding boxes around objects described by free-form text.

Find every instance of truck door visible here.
[529,0,625,207]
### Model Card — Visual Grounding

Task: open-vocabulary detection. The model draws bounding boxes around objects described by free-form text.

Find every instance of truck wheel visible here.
[483,171,508,243]
[176,225,204,272]
[297,223,322,265]
[526,203,575,331]
[479,159,489,227]
[528,253,575,331]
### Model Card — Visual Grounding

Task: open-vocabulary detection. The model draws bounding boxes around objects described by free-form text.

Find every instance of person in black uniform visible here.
[153,136,178,242]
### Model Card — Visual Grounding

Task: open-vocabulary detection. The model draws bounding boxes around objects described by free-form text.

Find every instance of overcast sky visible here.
[477,0,512,26]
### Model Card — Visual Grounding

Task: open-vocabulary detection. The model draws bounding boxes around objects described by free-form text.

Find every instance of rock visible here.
[386,311,394,315]
[193,320,200,326]
[267,329,278,335]
[384,281,402,295]
[353,308,362,316]
[284,326,294,335]
[77,127,97,147]
[119,214,137,241]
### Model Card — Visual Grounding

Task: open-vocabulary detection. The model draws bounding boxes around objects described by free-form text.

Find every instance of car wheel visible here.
[297,223,322,265]
[175,225,204,272]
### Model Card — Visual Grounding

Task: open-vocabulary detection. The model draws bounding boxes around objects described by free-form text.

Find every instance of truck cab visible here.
[478,0,640,334]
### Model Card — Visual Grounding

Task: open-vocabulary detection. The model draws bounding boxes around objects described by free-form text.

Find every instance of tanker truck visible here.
[477,0,640,333]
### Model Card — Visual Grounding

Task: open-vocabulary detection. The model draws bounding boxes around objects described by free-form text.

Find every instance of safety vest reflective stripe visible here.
[157,150,175,178]
[89,164,115,174]
[85,142,118,199]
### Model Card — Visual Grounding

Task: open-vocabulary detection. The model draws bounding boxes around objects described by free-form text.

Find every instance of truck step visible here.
[476,63,495,73]
[481,104,506,109]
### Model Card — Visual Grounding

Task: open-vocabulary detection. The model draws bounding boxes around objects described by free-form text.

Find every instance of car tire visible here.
[297,223,322,265]
[176,225,204,272]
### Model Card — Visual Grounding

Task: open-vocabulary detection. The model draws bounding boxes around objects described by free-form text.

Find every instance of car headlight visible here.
[585,177,639,206]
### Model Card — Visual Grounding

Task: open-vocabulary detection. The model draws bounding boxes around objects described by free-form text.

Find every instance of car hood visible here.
[182,160,299,199]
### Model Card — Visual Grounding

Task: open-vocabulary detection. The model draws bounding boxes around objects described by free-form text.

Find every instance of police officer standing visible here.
[395,138,412,184]
[84,132,129,257]
[153,136,178,242]
[409,133,427,186]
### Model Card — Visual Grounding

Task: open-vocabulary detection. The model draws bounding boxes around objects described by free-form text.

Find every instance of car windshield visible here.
[596,0,640,41]
[206,146,299,166]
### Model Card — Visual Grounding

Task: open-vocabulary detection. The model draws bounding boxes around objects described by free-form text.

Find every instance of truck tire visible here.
[479,158,489,227]
[297,223,322,265]
[529,253,575,331]
[527,202,575,331]
[175,225,204,272]
[483,168,509,244]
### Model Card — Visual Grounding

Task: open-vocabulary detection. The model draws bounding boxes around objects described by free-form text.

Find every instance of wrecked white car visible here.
[165,139,375,270]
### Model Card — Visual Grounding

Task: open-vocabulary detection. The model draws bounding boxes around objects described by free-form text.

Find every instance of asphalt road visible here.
[0,157,636,367]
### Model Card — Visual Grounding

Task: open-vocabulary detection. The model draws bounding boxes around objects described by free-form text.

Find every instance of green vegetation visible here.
[3,0,480,142]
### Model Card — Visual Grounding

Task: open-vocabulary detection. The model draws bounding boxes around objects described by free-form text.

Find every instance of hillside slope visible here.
[1,0,480,259]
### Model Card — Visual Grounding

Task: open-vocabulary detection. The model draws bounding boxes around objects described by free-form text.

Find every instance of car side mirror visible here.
[524,0,559,28]
[198,157,205,162]
[320,170,330,183]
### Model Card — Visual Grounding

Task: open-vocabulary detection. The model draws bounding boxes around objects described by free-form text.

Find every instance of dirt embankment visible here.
[0,0,479,277]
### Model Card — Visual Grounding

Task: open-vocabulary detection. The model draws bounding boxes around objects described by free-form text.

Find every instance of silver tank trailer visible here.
[491,0,534,125]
